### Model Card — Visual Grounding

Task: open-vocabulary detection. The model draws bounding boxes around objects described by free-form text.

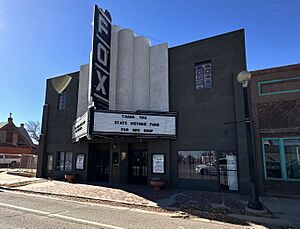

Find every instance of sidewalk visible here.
[1,171,299,228]
[0,170,41,187]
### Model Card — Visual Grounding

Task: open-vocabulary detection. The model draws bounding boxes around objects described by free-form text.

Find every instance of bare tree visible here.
[25,121,41,142]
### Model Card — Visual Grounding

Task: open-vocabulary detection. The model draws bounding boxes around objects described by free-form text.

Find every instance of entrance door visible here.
[94,150,110,182]
[128,151,148,185]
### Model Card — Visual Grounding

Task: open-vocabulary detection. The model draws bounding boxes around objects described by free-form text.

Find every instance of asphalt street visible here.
[0,189,262,229]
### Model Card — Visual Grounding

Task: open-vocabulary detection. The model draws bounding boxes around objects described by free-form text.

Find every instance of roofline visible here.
[0,121,35,147]
[251,63,300,76]
[46,70,80,80]
[0,122,8,129]
[169,29,245,50]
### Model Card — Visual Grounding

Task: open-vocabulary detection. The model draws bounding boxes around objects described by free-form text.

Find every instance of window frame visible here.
[194,61,213,90]
[262,137,300,181]
[177,150,239,191]
[56,151,73,172]
[58,90,67,110]
[177,150,218,181]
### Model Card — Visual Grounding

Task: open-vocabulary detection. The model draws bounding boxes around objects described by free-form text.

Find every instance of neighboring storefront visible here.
[250,64,300,196]
[37,5,253,194]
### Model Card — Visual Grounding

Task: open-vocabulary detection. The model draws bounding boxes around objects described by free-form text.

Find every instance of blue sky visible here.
[0,0,299,125]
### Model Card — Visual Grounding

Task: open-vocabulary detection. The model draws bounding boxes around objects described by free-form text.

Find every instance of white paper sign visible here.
[153,154,165,174]
[93,111,176,136]
[226,155,238,191]
[76,154,85,170]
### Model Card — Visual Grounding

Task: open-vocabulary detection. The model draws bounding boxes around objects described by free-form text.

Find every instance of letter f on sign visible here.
[96,70,107,95]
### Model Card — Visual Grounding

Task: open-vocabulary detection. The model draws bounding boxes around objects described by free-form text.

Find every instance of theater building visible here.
[249,64,300,196]
[37,5,253,194]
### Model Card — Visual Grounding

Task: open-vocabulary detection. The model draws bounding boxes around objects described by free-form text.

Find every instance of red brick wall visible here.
[0,146,31,154]
[249,63,300,195]
[0,123,28,147]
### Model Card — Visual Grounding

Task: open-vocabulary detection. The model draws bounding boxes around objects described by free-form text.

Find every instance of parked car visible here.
[195,158,227,175]
[0,154,22,168]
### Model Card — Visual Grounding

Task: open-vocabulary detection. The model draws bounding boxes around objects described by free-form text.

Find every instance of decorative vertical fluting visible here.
[76,64,89,117]
[109,25,122,110]
[116,29,134,111]
[150,43,169,111]
[132,36,150,111]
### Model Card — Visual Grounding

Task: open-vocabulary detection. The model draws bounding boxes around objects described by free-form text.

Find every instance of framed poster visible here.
[152,154,165,174]
[76,154,85,170]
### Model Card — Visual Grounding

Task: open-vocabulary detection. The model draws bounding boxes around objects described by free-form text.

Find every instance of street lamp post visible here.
[237,71,264,210]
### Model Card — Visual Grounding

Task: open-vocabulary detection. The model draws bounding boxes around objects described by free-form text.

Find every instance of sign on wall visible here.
[90,5,112,110]
[72,111,88,142]
[76,154,85,170]
[152,154,165,174]
[92,111,176,137]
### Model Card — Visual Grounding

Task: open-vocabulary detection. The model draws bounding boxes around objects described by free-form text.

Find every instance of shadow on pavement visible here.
[85,182,279,228]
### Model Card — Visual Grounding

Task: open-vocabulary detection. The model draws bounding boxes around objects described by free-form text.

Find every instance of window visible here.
[0,131,6,143]
[178,151,217,180]
[58,91,67,110]
[218,152,238,191]
[262,138,300,180]
[195,62,212,89]
[262,139,282,178]
[284,139,300,179]
[12,133,18,146]
[47,154,53,171]
[56,152,72,171]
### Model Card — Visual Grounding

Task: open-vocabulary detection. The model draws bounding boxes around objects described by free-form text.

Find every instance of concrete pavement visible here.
[1,171,300,228]
[261,196,300,226]
[0,190,264,229]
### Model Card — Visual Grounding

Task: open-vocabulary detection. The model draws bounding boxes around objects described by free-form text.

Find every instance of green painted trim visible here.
[265,178,285,181]
[263,137,300,140]
[259,89,300,96]
[260,76,300,84]
[265,178,300,181]
[258,82,262,96]
[280,137,300,140]
[279,139,287,179]
[258,76,300,96]
[286,178,300,181]
[262,137,300,181]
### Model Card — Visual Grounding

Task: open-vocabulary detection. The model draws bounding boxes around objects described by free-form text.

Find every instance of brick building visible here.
[0,116,38,157]
[249,63,300,196]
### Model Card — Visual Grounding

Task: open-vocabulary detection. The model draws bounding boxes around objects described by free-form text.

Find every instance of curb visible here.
[228,213,300,228]
[1,187,159,208]
[2,186,298,228]
[0,179,45,188]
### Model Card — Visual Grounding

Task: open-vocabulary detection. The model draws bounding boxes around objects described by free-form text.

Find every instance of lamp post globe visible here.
[237,70,264,211]
[237,70,252,87]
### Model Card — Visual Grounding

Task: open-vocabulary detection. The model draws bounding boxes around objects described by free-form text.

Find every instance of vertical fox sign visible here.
[89,5,112,110]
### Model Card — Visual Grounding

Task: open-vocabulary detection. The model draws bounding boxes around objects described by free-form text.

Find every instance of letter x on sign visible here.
[96,70,107,95]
